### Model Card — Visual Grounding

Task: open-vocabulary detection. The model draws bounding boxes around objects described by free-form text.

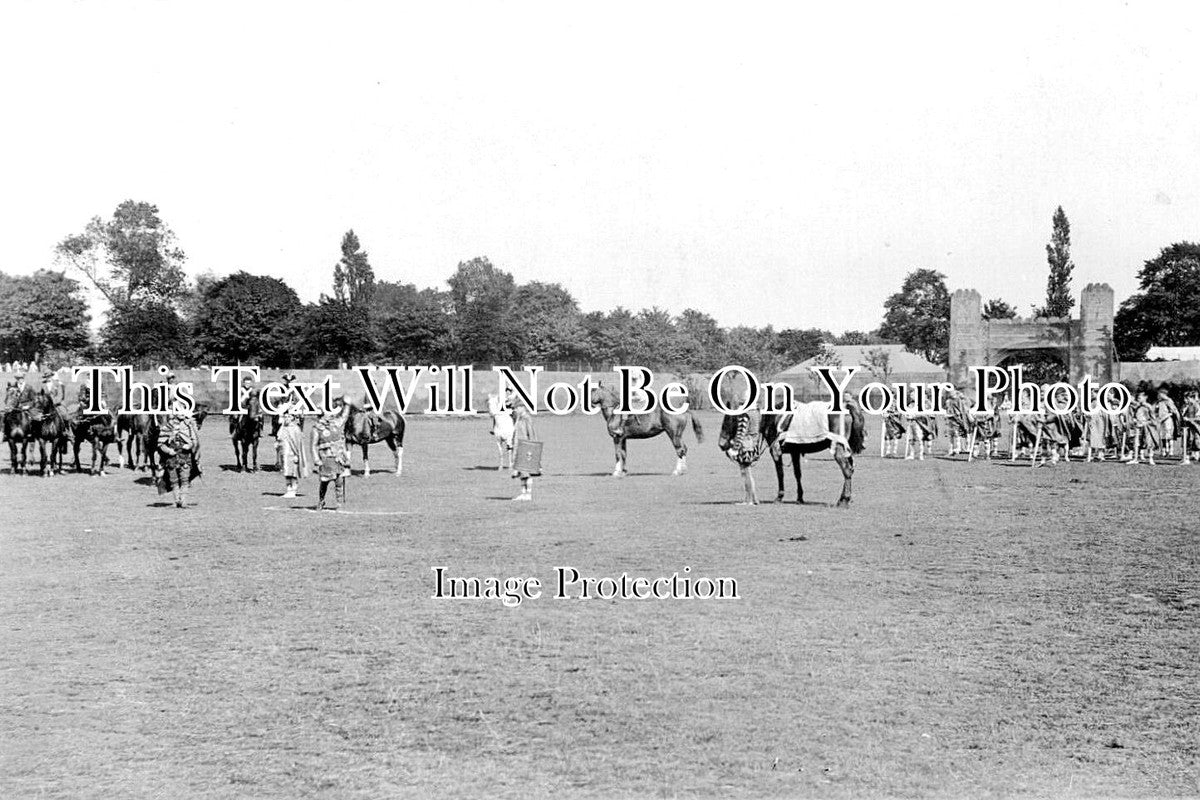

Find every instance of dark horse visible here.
[345,403,405,477]
[118,413,159,473]
[230,395,264,471]
[72,411,118,475]
[33,394,71,476]
[718,401,865,506]
[4,406,34,474]
[591,385,704,476]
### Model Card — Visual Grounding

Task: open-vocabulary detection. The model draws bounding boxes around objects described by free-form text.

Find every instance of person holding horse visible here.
[276,374,309,498]
[312,398,351,511]
[157,401,201,508]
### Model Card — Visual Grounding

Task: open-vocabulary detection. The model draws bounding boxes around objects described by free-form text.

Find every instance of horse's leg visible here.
[251,438,259,472]
[834,444,854,508]
[362,442,371,477]
[393,436,403,476]
[773,450,785,502]
[737,465,758,505]
[496,438,505,470]
[671,429,688,476]
[611,436,623,477]
[792,452,804,504]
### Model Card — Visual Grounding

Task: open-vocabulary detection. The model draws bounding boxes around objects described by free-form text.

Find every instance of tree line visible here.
[2,201,1196,374]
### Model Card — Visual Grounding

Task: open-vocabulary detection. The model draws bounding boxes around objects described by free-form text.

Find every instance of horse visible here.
[486,393,516,469]
[32,394,71,476]
[71,411,118,475]
[118,413,159,473]
[718,400,865,506]
[3,406,33,474]
[590,385,704,476]
[344,403,405,477]
[229,395,264,472]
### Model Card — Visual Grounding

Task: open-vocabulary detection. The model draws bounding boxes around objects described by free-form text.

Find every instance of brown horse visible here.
[229,395,264,472]
[345,404,405,477]
[590,385,704,476]
[718,401,865,506]
[72,411,118,475]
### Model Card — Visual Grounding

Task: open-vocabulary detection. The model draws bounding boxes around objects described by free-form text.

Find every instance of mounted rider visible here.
[40,370,74,442]
[5,371,37,410]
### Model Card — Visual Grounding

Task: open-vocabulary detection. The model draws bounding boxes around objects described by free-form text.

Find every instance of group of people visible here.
[881,384,1200,466]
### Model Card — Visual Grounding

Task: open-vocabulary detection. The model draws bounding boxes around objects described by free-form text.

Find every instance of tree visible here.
[877,268,951,365]
[1041,206,1075,317]
[832,330,878,346]
[776,328,830,364]
[302,297,373,368]
[0,271,91,362]
[724,325,787,376]
[982,298,1017,320]
[193,272,303,366]
[447,257,519,363]
[371,281,453,363]
[1114,242,1200,360]
[333,230,375,307]
[676,309,727,370]
[863,346,893,382]
[512,282,588,363]
[55,200,188,306]
[582,308,635,365]
[101,302,191,367]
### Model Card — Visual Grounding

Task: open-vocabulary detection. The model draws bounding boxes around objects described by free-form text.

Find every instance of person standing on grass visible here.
[1126,389,1159,465]
[158,400,201,508]
[511,397,539,501]
[312,398,351,511]
[1154,387,1180,458]
[276,374,309,498]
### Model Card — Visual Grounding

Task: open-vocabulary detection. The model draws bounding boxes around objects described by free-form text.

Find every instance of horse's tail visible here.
[690,413,704,444]
[847,401,866,455]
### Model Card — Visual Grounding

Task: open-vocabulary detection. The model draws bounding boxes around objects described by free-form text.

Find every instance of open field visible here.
[2,411,1198,798]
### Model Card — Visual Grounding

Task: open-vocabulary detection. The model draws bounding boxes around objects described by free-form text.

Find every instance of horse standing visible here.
[4,407,33,474]
[718,401,865,506]
[32,393,71,475]
[590,386,704,476]
[72,411,118,475]
[486,393,516,469]
[344,404,405,477]
[230,395,264,471]
[118,413,159,473]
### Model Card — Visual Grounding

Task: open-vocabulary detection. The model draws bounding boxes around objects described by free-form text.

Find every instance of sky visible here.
[2,1,1199,334]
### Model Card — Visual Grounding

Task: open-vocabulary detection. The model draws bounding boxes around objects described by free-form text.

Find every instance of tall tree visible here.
[447,257,518,363]
[676,309,727,370]
[877,268,951,365]
[0,271,91,362]
[193,272,303,366]
[55,200,187,306]
[1041,206,1075,317]
[776,328,831,365]
[1114,242,1200,360]
[333,230,375,307]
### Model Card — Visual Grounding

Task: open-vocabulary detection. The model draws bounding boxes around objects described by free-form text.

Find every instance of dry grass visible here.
[1,413,1198,798]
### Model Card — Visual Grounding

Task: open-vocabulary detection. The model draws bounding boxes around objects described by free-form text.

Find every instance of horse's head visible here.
[589,383,617,420]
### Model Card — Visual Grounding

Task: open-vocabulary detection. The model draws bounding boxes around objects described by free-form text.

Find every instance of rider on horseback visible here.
[41,370,74,442]
[5,371,36,410]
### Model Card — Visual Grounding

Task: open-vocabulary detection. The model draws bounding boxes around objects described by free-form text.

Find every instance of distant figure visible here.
[511,400,540,501]
[276,374,309,498]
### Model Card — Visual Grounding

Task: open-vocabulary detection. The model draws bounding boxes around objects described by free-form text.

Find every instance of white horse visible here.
[486,394,516,470]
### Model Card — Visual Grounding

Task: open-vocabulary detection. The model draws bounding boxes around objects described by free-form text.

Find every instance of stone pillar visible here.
[1075,283,1114,383]
[949,289,983,387]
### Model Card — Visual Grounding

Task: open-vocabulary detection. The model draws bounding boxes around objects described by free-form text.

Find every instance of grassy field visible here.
[1,411,1198,798]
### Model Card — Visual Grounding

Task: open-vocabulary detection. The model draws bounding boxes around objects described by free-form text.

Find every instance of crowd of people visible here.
[881,384,1200,466]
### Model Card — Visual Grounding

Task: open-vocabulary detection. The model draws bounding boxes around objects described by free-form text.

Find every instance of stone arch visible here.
[949,284,1115,387]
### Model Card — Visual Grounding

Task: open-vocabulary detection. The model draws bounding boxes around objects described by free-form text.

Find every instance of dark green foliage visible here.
[1114,243,1200,360]
[0,270,91,363]
[877,268,951,366]
[193,272,303,366]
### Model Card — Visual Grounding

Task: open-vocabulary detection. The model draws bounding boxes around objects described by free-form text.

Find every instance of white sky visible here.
[2,1,1198,333]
